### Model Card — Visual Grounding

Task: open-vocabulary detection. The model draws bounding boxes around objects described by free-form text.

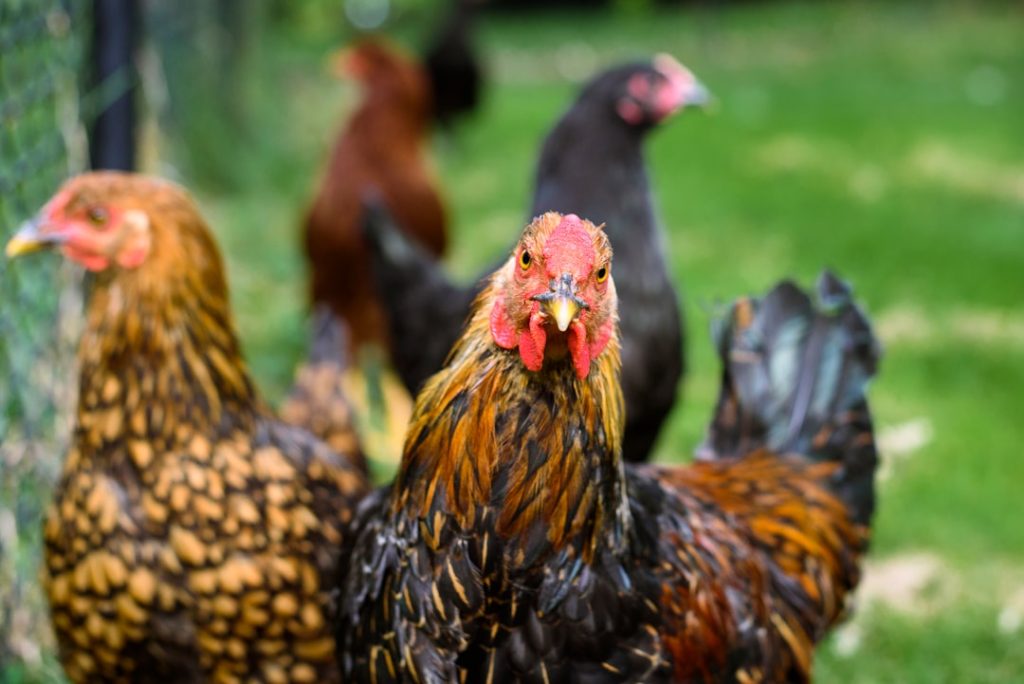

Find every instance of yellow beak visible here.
[532,273,588,332]
[546,296,580,333]
[5,217,52,258]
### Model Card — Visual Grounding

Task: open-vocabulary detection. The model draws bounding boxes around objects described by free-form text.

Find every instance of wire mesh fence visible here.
[0,0,91,676]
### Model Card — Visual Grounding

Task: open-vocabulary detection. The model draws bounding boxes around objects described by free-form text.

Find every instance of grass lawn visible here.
[8,0,1024,681]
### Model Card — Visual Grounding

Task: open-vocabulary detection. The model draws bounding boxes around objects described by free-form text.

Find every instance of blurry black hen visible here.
[364,55,709,463]
[424,0,484,129]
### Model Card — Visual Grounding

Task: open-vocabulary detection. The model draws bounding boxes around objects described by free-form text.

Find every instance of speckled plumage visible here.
[335,214,879,683]
[23,173,369,683]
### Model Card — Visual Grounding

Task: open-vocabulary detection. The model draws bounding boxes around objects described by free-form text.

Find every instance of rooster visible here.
[336,213,880,682]
[363,55,709,462]
[6,173,369,683]
[305,37,446,353]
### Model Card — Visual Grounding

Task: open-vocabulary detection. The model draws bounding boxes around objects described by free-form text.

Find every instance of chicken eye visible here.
[86,206,109,226]
[519,250,532,270]
[596,265,609,283]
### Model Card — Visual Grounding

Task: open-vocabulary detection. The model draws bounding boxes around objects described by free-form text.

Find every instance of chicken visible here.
[336,213,880,682]
[280,305,368,476]
[423,0,485,130]
[363,55,709,462]
[305,37,446,352]
[5,172,369,683]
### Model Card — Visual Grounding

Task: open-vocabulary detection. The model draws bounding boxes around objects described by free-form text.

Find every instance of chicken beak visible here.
[685,80,712,108]
[653,53,714,111]
[532,274,588,333]
[5,215,60,259]
[549,297,579,333]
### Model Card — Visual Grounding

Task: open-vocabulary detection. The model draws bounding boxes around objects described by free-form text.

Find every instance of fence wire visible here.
[0,0,90,676]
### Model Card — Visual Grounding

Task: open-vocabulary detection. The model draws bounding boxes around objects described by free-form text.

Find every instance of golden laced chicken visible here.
[6,172,369,683]
[335,213,880,682]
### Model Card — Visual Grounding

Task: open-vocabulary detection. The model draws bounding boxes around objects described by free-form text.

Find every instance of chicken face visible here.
[5,174,152,272]
[490,212,616,380]
[607,54,710,128]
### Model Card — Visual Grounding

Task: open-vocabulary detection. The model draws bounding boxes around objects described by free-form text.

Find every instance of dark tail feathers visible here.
[699,271,881,525]
[307,304,351,367]
[360,194,480,394]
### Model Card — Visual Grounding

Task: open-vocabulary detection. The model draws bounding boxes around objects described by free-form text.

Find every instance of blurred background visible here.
[0,0,1021,681]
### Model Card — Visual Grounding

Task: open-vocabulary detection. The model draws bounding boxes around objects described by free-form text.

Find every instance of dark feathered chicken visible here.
[336,213,879,682]
[423,0,484,129]
[363,55,709,462]
[6,173,369,683]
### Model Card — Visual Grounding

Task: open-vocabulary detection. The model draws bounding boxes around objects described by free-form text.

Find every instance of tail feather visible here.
[700,271,881,524]
[281,307,368,476]
[361,196,480,393]
[307,304,351,366]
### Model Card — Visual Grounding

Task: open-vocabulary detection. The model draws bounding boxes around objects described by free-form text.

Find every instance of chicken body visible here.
[337,214,879,682]
[9,173,369,683]
[305,38,446,351]
[364,56,707,462]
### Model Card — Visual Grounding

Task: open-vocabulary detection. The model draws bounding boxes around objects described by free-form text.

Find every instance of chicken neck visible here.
[393,300,632,571]
[73,232,258,468]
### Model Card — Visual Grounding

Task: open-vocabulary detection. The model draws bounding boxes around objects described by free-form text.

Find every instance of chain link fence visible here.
[0,0,92,678]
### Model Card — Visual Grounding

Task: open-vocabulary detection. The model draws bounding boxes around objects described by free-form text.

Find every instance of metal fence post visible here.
[88,0,137,170]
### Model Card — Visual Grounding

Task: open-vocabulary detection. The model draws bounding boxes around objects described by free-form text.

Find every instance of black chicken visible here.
[424,0,485,129]
[364,55,709,463]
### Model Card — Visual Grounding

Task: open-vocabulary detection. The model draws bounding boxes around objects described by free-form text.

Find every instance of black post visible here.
[88,0,138,171]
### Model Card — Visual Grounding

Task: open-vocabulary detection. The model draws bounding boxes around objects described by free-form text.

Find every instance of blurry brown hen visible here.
[6,172,369,683]
[337,213,879,682]
[305,38,447,352]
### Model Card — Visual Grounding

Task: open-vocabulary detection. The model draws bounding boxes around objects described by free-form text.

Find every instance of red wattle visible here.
[568,320,591,380]
[518,313,547,372]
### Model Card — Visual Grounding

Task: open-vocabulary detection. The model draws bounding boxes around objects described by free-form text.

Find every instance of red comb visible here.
[542,214,595,278]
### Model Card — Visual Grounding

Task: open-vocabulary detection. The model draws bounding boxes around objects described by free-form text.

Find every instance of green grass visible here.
[12,0,1024,680]
[190,1,1023,680]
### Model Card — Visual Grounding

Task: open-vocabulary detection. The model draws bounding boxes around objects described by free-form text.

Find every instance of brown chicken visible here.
[305,38,446,351]
[335,213,880,682]
[6,172,369,683]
